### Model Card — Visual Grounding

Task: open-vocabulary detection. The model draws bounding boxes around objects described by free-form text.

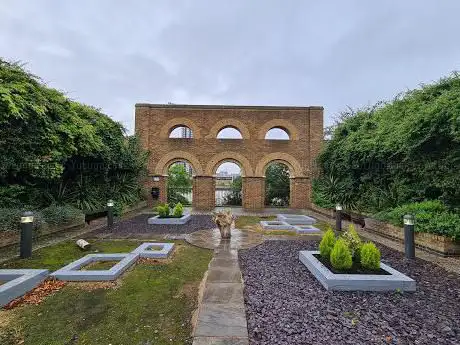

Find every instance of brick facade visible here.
[135,104,323,210]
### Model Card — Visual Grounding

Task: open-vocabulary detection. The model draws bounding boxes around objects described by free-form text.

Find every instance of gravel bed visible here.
[92,214,215,235]
[239,240,460,345]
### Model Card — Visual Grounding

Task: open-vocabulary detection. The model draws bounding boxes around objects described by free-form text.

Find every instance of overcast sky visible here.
[1,0,460,137]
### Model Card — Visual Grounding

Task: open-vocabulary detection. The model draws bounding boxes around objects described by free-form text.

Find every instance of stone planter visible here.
[148,214,191,225]
[0,269,49,306]
[299,251,416,292]
[364,217,460,256]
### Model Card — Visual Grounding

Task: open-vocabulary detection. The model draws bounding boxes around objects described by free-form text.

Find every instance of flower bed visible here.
[299,225,416,291]
[364,217,460,256]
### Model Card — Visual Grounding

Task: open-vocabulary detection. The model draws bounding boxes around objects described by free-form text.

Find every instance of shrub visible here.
[156,204,170,218]
[0,208,44,232]
[172,202,184,217]
[41,205,84,226]
[374,201,460,240]
[360,242,381,270]
[341,224,362,262]
[319,227,336,259]
[330,238,353,270]
[374,200,446,226]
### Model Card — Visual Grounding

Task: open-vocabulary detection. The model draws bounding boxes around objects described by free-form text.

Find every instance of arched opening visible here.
[166,161,193,206]
[264,127,290,140]
[264,162,291,207]
[215,162,242,206]
[217,127,243,139]
[169,125,193,138]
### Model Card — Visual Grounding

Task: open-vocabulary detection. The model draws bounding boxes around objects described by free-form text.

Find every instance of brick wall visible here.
[135,104,323,210]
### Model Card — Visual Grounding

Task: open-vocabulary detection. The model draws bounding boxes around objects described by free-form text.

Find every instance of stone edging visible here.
[364,218,460,257]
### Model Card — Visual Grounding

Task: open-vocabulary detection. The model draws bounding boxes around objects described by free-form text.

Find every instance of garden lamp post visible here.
[335,204,342,233]
[20,211,34,258]
[107,199,114,227]
[403,214,415,259]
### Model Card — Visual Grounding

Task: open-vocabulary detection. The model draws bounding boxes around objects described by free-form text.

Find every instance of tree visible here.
[167,164,192,205]
[223,176,242,205]
[265,163,290,206]
[0,59,148,211]
[314,72,460,212]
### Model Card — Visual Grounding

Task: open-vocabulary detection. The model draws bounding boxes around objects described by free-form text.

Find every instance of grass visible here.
[1,240,143,272]
[0,240,213,345]
[81,261,120,271]
[235,215,276,228]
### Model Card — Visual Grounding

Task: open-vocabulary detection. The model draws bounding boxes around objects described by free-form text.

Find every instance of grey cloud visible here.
[1,0,460,134]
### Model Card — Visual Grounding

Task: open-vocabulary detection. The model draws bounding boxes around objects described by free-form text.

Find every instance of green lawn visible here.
[0,240,213,345]
[1,239,145,272]
[235,215,276,228]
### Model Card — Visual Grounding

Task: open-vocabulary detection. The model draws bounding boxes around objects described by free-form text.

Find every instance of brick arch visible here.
[205,152,254,177]
[255,152,304,177]
[159,117,202,138]
[155,151,204,175]
[257,119,300,140]
[205,118,250,139]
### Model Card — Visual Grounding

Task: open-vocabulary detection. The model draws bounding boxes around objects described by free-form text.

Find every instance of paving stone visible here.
[206,267,242,283]
[202,283,244,304]
[195,302,248,337]
[192,337,249,345]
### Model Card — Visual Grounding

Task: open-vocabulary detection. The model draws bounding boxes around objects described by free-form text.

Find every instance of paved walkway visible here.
[189,229,262,345]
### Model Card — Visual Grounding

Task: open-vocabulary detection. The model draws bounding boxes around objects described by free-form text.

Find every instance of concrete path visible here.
[190,229,263,345]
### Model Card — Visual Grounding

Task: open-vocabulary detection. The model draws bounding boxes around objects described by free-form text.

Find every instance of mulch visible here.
[239,240,460,345]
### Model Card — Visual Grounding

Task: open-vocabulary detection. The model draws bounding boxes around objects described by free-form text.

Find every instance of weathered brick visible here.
[135,104,323,210]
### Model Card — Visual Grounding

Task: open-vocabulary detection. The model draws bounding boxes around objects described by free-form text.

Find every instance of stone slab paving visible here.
[191,229,261,345]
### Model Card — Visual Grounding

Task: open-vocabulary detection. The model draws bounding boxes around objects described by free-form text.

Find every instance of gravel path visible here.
[92,214,215,235]
[239,240,460,345]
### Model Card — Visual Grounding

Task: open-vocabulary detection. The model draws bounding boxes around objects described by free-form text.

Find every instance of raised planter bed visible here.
[293,225,321,234]
[131,242,175,258]
[310,204,335,218]
[299,250,416,292]
[364,217,460,256]
[277,214,316,225]
[0,269,49,306]
[0,221,86,249]
[51,253,139,281]
[148,214,191,225]
[260,220,295,230]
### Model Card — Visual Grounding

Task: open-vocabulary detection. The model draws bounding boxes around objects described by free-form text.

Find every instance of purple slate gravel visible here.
[92,214,215,235]
[239,240,460,345]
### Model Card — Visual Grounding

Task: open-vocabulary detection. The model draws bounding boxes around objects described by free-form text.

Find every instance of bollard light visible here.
[20,211,34,223]
[403,214,415,259]
[20,211,34,258]
[403,214,414,226]
[335,204,342,233]
[107,199,114,227]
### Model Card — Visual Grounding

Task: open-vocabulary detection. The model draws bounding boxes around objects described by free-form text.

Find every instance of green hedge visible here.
[0,205,84,233]
[314,73,460,212]
[41,205,85,226]
[374,201,460,240]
